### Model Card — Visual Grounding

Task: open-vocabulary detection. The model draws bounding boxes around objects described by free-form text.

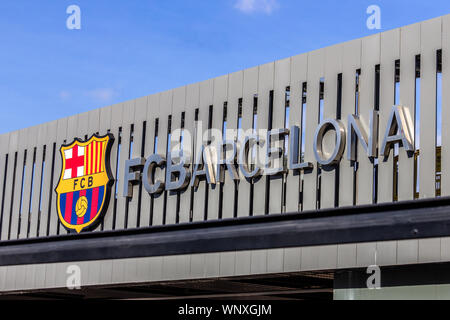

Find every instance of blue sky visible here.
[0,0,449,134]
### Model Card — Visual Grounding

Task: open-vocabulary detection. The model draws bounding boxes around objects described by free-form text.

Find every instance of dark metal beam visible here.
[2,196,450,266]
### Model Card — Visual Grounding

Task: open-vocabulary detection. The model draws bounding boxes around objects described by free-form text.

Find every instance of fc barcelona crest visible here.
[55,134,114,233]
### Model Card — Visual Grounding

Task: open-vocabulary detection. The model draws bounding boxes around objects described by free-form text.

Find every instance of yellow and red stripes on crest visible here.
[84,140,106,175]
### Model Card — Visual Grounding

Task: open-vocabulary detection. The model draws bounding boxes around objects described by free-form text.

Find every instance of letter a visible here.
[66,5,81,30]
[366,5,381,30]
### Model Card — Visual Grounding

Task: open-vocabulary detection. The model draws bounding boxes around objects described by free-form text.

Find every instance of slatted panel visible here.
[398,22,420,201]
[153,91,172,225]
[1,130,18,240]
[285,53,307,212]
[222,71,243,219]
[378,29,400,204]
[48,118,69,235]
[192,80,213,222]
[237,66,258,217]
[18,126,37,239]
[116,100,136,229]
[303,49,324,210]
[340,39,361,206]
[419,17,442,199]
[128,97,147,228]
[27,126,45,238]
[166,87,185,225]
[321,44,343,209]
[208,75,227,220]
[271,58,290,214]
[140,94,158,227]
[253,62,274,216]
[442,15,450,196]
[0,133,10,239]
[27,126,43,237]
[179,84,198,223]
[9,129,27,239]
[358,34,380,205]
[37,120,57,237]
[103,103,124,231]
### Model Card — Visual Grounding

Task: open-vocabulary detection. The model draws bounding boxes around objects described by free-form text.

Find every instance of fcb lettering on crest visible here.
[55,134,114,233]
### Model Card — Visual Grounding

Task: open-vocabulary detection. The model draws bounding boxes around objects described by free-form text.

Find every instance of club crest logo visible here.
[56,134,114,233]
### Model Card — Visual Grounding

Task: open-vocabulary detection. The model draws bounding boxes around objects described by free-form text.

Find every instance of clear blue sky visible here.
[0,0,449,134]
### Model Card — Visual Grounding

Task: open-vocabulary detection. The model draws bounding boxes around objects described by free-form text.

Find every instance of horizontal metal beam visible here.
[2,196,450,266]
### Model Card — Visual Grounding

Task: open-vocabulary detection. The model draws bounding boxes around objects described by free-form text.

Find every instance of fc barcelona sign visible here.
[55,134,114,233]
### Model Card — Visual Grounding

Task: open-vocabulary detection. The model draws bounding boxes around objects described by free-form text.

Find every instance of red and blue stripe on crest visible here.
[59,186,104,226]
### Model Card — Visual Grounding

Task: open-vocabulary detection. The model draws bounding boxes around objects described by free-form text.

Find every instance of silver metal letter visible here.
[165,149,191,191]
[265,128,289,176]
[288,125,313,171]
[347,111,379,161]
[216,140,239,183]
[142,154,166,195]
[190,144,216,187]
[123,158,145,198]
[239,134,263,179]
[313,119,346,167]
[380,105,414,158]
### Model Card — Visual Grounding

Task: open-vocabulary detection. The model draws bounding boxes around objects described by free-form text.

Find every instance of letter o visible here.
[313,119,346,167]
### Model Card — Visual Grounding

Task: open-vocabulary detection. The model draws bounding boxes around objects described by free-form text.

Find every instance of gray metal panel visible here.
[128,96,147,228]
[48,117,69,236]
[419,17,441,199]
[358,34,380,205]
[337,244,357,269]
[207,75,227,220]
[303,49,324,210]
[178,85,197,224]
[192,80,213,222]
[28,125,46,238]
[398,22,420,201]
[339,39,361,206]
[253,62,274,216]
[115,100,136,229]
[153,90,172,226]
[321,44,343,209]
[237,66,258,217]
[283,247,301,272]
[442,15,450,196]
[271,58,290,214]
[140,94,158,227]
[376,241,397,266]
[418,238,441,263]
[38,121,57,237]
[378,29,400,203]
[103,103,124,231]
[285,53,307,212]
[0,133,10,240]
[219,251,236,276]
[18,125,38,239]
[222,71,243,219]
[166,87,185,225]
[27,124,47,238]
[356,242,376,267]
[9,129,28,240]
[397,239,418,265]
